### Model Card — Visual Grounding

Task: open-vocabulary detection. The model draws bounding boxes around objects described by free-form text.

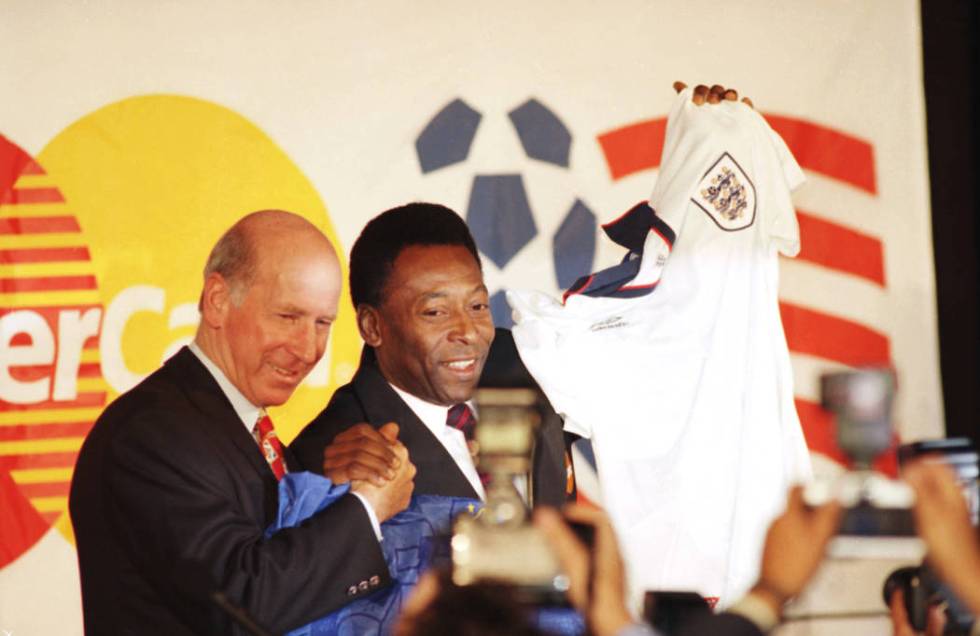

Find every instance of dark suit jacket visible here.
[69,347,390,636]
[291,329,570,507]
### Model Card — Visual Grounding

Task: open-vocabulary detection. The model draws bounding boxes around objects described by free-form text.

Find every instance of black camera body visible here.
[883,564,975,634]
[450,388,569,605]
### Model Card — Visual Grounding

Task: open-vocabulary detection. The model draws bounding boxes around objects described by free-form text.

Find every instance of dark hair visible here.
[349,202,481,307]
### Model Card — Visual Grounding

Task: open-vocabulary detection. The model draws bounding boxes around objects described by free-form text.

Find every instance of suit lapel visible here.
[352,348,479,499]
[166,348,280,485]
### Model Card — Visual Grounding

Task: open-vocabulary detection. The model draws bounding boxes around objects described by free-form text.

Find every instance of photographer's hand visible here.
[534,505,634,636]
[750,486,841,616]
[888,587,947,636]
[904,459,980,616]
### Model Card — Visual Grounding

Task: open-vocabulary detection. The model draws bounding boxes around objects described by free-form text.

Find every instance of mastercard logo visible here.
[0,95,360,566]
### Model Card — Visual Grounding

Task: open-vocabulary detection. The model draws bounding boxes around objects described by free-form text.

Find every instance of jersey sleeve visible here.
[761,115,805,257]
[507,289,594,439]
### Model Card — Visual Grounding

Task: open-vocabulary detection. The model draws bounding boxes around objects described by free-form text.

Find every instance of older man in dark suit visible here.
[290,202,570,508]
[70,210,415,635]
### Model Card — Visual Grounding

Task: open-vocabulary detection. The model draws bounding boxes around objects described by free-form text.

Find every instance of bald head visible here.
[204,209,338,305]
[196,209,342,407]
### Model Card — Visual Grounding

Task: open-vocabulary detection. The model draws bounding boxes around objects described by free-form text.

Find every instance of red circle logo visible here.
[0,134,106,567]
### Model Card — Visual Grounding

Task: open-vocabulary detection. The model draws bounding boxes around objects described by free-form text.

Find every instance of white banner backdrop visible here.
[0,1,937,633]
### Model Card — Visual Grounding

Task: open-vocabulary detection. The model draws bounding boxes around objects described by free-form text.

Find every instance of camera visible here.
[882,438,978,634]
[450,387,570,605]
[804,368,916,536]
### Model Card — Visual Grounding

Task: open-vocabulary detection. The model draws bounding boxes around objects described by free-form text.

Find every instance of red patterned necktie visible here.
[446,403,476,441]
[447,403,491,487]
[255,413,286,480]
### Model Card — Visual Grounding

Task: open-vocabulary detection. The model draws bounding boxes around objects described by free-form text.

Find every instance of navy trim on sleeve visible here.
[561,202,676,303]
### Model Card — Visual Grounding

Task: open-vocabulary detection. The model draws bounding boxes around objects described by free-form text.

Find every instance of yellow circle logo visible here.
[0,95,360,556]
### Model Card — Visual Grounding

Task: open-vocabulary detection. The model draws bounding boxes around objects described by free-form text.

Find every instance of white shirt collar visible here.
[388,383,452,436]
[188,341,263,433]
[386,383,476,436]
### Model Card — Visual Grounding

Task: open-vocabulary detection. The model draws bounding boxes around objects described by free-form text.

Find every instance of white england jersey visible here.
[508,89,812,607]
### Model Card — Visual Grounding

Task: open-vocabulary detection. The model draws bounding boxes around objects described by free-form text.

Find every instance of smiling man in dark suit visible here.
[290,202,569,507]
[69,210,415,635]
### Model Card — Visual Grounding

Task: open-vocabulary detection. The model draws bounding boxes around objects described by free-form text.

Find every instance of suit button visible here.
[358,580,369,591]
[347,585,358,596]
[369,575,380,586]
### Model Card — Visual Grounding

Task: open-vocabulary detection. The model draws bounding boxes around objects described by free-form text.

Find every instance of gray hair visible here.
[202,223,257,306]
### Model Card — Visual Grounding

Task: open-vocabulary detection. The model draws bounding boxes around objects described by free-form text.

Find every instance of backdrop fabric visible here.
[0,2,937,633]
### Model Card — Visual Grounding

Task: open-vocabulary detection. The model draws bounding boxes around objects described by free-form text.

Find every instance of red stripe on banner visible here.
[0,471,49,568]
[7,363,100,383]
[0,216,81,235]
[0,246,91,264]
[20,160,45,176]
[3,187,65,205]
[0,391,106,411]
[765,115,877,195]
[780,302,891,367]
[0,305,104,350]
[18,481,71,499]
[596,115,877,196]
[0,422,94,441]
[796,210,886,286]
[796,398,898,477]
[0,304,102,318]
[78,361,101,377]
[597,118,667,180]
[0,135,34,194]
[0,452,80,470]
[0,275,97,293]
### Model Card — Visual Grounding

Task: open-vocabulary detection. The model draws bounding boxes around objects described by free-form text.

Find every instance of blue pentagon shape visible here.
[508,98,571,167]
[415,98,482,174]
[489,289,514,329]
[553,198,597,289]
[466,174,537,269]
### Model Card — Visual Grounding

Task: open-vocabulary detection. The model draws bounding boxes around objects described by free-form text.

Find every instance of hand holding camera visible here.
[534,505,634,636]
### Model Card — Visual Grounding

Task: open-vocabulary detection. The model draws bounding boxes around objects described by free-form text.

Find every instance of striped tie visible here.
[446,403,476,441]
[255,413,286,480]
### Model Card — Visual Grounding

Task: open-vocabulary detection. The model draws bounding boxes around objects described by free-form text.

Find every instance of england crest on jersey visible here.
[693,152,756,231]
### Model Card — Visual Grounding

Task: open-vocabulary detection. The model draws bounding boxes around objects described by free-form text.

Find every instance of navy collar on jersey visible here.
[562,201,676,302]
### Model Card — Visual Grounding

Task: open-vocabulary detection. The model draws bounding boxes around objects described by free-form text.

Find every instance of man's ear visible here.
[200,273,232,328]
[357,304,383,347]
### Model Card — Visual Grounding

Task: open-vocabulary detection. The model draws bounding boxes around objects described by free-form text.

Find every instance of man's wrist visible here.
[350,491,384,541]
[728,585,783,633]
[750,579,790,613]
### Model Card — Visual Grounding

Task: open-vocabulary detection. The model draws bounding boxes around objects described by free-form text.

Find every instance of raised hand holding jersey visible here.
[509,88,811,607]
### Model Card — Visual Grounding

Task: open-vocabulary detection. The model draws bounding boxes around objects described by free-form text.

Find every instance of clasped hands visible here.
[323,422,416,522]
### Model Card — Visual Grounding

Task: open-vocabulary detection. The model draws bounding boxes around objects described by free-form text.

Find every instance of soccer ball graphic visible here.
[414,97,598,327]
